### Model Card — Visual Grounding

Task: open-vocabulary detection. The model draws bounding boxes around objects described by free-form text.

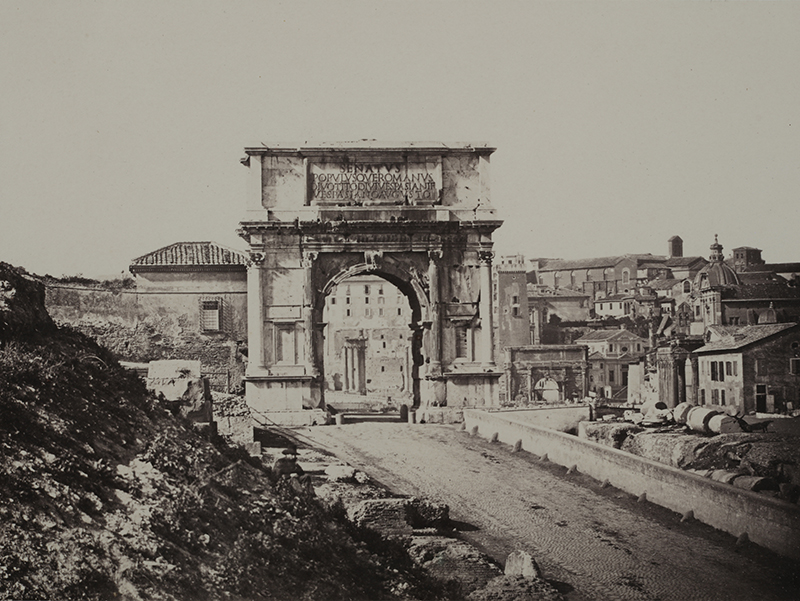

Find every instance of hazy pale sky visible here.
[2,1,798,278]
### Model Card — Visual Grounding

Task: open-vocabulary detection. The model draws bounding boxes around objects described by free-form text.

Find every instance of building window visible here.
[378,286,383,295]
[609,370,615,383]
[512,306,520,317]
[711,389,719,404]
[756,384,768,412]
[790,358,800,375]
[346,297,350,304]
[381,366,385,372]
[201,299,222,331]
[365,308,371,318]
[720,390,726,405]
[683,281,691,294]
[378,308,384,317]
[365,296,370,304]
[397,307,402,316]
[725,361,732,376]
[346,309,351,317]
[382,341,386,348]
[622,268,630,285]
[364,285,370,294]
[700,389,706,405]
[330,297,336,305]
[377,296,385,304]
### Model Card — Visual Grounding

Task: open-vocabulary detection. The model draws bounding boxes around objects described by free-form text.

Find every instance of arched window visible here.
[622,268,630,285]
[683,280,691,294]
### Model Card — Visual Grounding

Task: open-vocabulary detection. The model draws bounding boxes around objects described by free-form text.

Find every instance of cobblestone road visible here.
[295,420,800,601]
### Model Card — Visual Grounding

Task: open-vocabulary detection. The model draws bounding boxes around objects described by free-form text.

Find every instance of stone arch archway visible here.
[316,260,427,406]
[238,142,503,424]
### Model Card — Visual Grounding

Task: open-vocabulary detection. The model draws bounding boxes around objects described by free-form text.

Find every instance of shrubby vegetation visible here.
[0,324,450,600]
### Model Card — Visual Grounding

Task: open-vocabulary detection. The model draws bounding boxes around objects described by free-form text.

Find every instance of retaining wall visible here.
[463,409,800,561]
[489,405,590,432]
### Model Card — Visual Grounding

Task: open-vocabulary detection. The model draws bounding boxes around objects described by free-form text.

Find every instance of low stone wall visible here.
[463,409,800,561]
[490,405,590,433]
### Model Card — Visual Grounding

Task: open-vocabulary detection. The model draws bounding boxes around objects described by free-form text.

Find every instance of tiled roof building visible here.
[130,242,248,270]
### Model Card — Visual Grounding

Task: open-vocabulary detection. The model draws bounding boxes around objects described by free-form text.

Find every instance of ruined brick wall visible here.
[45,283,247,391]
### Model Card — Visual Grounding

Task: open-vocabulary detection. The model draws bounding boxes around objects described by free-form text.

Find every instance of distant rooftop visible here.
[696,323,799,353]
[130,242,248,269]
[575,329,647,342]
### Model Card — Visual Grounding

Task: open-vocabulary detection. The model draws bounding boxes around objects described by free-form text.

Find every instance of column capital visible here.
[247,252,265,268]
[428,249,443,261]
[301,251,318,268]
[478,250,494,265]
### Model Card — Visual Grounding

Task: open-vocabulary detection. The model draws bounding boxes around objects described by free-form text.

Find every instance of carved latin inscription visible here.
[310,161,441,203]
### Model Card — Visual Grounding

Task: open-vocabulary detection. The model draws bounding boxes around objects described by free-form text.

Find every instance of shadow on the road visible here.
[449,519,480,532]
[254,427,298,449]
[341,413,404,424]
[548,580,575,595]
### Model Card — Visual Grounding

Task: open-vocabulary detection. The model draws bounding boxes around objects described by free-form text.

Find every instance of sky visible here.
[1,1,799,278]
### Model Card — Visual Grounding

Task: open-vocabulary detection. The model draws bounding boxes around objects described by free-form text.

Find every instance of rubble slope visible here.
[0,262,446,600]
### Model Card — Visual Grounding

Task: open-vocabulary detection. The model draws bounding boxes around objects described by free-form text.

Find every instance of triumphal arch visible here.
[237,142,503,424]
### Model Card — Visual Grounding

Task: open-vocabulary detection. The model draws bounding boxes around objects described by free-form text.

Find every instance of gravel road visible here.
[294,419,800,601]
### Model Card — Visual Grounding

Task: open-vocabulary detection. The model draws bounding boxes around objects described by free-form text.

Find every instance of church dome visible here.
[694,235,740,289]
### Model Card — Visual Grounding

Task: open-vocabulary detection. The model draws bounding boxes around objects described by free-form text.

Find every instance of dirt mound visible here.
[0,269,449,600]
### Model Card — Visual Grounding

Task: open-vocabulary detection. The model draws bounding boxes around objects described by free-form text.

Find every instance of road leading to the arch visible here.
[295,421,799,601]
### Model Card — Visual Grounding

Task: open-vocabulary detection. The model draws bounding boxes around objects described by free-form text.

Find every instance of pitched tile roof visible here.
[534,254,665,272]
[131,242,248,267]
[695,323,799,353]
[744,262,800,274]
[575,329,646,342]
[665,256,707,268]
[648,279,681,290]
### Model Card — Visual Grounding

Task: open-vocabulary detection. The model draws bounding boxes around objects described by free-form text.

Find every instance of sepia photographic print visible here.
[1,2,799,600]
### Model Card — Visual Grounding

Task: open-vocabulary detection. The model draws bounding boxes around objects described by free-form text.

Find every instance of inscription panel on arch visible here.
[309,159,442,205]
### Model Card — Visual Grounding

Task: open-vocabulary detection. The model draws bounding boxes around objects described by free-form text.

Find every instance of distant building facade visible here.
[575,329,649,399]
[323,274,412,399]
[694,323,800,414]
[46,241,249,391]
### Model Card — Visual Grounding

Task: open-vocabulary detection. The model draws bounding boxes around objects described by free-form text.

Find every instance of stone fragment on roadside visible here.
[673,402,693,425]
[354,470,370,484]
[732,475,775,492]
[467,575,565,601]
[347,498,413,537]
[408,536,503,596]
[407,497,449,529]
[325,464,356,482]
[504,549,541,579]
[146,359,212,421]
